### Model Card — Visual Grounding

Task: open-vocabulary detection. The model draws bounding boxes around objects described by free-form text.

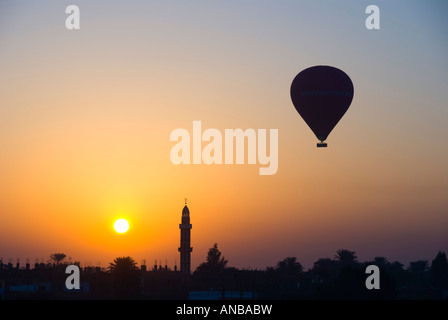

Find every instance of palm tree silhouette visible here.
[373,256,389,266]
[276,257,303,276]
[109,256,137,273]
[48,253,66,266]
[312,258,338,279]
[109,256,139,297]
[334,249,358,267]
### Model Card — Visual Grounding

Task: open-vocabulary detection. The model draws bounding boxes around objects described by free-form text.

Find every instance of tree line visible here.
[3,245,447,299]
[191,244,448,299]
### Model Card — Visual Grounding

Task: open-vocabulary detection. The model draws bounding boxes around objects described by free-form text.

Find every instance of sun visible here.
[114,218,129,233]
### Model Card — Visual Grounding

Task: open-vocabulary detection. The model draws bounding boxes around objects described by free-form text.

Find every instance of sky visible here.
[0,0,447,271]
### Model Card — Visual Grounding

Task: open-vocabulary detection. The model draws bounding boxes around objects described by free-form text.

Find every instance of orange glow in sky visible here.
[0,1,447,271]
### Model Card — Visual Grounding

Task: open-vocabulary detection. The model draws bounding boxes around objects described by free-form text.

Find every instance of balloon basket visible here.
[317,142,327,148]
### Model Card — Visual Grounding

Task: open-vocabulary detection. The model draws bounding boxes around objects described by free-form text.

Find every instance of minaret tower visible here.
[178,199,192,275]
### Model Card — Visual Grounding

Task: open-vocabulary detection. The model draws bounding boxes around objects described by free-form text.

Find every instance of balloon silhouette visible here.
[290,65,354,147]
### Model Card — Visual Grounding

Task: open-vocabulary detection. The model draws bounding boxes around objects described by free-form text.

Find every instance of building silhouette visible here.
[178,200,192,275]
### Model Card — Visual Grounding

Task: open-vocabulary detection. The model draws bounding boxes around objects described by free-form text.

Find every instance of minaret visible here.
[178,199,192,275]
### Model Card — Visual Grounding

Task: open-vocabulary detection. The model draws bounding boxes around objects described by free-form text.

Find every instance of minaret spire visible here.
[179,200,192,276]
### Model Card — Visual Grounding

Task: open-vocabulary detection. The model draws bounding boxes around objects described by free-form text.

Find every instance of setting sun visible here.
[114,219,129,233]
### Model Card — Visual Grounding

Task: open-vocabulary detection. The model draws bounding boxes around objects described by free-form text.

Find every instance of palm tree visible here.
[275,257,303,276]
[390,261,404,269]
[109,256,139,297]
[312,258,338,279]
[109,256,138,273]
[334,249,358,267]
[274,257,303,291]
[48,253,66,265]
[372,256,389,269]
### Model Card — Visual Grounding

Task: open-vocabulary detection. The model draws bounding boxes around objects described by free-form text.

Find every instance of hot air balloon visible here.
[290,65,354,147]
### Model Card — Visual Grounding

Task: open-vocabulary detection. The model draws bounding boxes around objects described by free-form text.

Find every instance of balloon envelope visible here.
[290,65,354,143]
